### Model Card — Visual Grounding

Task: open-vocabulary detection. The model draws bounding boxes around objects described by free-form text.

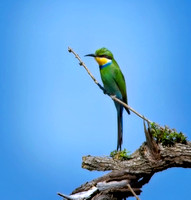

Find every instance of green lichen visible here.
[150,122,187,146]
[110,149,131,160]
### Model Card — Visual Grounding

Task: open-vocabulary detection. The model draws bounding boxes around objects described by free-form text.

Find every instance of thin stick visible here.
[68,47,105,92]
[68,46,152,124]
[127,184,141,200]
[57,192,75,200]
[110,95,152,123]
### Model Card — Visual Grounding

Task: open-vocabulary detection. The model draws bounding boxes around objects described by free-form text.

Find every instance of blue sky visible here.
[0,0,191,199]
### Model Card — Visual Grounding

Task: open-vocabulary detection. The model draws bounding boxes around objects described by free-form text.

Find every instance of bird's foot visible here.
[110,94,116,98]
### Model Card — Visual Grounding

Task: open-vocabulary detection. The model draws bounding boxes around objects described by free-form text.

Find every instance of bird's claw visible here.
[111,94,116,98]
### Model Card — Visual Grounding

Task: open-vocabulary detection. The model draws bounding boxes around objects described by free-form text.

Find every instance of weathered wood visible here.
[67,142,191,200]
[82,142,191,172]
[58,138,191,200]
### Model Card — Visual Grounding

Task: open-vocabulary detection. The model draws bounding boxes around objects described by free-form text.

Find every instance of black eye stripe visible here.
[98,55,112,59]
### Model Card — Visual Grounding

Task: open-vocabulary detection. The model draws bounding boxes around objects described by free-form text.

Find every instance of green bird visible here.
[85,47,130,151]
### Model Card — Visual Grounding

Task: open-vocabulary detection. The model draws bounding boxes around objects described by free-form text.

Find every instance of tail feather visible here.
[117,105,123,151]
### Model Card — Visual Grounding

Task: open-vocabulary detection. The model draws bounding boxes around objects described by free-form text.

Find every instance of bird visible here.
[85,47,130,151]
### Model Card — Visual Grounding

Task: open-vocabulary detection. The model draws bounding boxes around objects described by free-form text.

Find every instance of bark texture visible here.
[58,125,191,200]
[82,142,191,172]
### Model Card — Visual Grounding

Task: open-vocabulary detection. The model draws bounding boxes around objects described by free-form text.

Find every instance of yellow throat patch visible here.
[95,57,111,66]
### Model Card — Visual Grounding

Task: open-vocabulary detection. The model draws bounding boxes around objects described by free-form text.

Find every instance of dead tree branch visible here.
[82,142,191,172]
[58,47,191,200]
[58,142,190,200]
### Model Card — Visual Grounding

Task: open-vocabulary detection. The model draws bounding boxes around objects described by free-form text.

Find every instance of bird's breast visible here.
[100,67,122,98]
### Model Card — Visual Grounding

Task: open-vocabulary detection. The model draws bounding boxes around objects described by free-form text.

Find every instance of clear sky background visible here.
[1,0,191,200]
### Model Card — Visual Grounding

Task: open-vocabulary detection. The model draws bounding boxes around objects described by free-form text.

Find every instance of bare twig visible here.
[68,46,152,124]
[57,192,75,200]
[68,47,105,92]
[143,120,160,159]
[127,184,141,200]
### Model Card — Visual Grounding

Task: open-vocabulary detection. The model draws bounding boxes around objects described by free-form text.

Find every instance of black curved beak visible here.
[85,54,96,57]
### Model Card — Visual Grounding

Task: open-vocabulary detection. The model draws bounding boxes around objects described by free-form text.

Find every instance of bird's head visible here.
[85,47,113,66]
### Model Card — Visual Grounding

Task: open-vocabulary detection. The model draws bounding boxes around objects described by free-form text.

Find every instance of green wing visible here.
[113,60,130,114]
